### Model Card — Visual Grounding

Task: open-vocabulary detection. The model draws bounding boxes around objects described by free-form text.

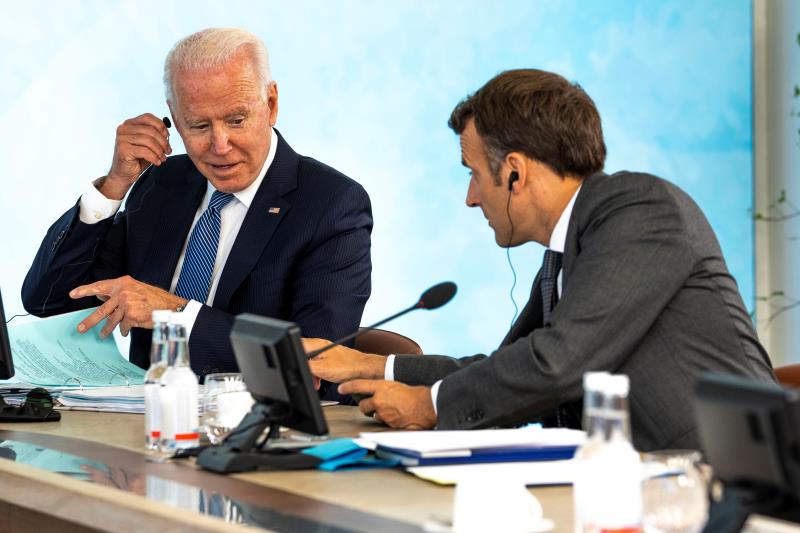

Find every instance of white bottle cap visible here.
[583,371,610,392]
[151,309,172,323]
[605,374,630,397]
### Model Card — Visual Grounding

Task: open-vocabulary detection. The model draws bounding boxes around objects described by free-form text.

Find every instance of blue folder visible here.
[373,443,578,466]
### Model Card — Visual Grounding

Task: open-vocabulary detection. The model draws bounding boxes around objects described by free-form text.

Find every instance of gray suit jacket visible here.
[394,171,776,451]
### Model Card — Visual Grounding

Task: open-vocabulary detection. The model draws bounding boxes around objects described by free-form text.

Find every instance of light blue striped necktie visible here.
[175,190,235,303]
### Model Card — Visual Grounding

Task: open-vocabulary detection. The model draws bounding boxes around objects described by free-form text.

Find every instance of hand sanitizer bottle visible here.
[159,312,200,451]
[144,309,171,450]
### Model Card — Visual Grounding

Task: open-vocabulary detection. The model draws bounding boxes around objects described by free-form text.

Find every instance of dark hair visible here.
[448,69,606,180]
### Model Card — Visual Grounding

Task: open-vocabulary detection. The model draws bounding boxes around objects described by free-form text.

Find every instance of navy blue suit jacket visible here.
[22,132,372,399]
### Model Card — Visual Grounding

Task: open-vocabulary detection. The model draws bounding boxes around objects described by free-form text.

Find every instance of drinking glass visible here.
[201,373,253,444]
[641,450,709,533]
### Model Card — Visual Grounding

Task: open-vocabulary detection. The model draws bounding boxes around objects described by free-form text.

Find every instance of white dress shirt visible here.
[78,128,278,340]
[382,185,583,417]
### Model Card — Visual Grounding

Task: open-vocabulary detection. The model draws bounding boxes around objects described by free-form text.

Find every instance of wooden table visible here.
[0,407,575,532]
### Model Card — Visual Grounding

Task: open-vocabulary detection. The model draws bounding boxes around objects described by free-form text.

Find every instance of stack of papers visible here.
[58,385,146,414]
[2,309,340,415]
[3,308,145,389]
[358,427,585,466]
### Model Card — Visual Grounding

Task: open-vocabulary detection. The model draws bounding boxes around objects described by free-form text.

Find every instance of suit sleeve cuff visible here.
[79,182,122,224]
[383,354,396,381]
[430,380,442,415]
[180,300,203,341]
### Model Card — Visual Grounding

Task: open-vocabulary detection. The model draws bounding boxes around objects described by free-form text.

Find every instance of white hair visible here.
[163,28,272,103]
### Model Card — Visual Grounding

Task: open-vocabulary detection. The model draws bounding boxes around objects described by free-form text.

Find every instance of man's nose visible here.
[466,179,480,207]
[210,126,232,155]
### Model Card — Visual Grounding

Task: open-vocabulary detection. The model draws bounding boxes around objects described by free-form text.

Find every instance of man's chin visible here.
[494,232,511,247]
[204,171,255,194]
[495,234,524,248]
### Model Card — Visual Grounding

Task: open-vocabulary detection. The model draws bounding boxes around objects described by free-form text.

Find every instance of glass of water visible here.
[641,450,709,533]
[201,373,253,444]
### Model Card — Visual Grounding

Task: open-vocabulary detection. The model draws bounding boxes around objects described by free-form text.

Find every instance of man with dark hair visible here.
[306,69,775,450]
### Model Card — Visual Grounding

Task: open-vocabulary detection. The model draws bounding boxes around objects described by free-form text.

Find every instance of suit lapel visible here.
[212,132,299,309]
[561,173,602,292]
[137,168,207,290]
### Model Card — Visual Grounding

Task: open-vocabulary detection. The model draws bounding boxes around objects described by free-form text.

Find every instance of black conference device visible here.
[695,373,800,529]
[196,314,326,473]
[197,283,458,473]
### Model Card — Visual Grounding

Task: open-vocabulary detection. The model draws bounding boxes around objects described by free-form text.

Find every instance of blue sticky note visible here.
[302,439,400,471]
[302,439,363,461]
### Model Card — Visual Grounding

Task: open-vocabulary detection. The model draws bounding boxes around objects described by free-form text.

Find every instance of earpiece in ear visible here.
[508,171,519,191]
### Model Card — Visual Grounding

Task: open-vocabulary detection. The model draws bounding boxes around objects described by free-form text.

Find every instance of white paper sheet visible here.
[360,427,585,455]
[3,308,145,388]
[408,460,577,486]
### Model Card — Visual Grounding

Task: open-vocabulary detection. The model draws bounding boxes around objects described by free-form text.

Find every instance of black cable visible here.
[5,313,30,324]
[505,183,519,332]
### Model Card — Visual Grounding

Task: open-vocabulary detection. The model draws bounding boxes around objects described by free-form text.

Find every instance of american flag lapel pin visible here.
[268,207,281,215]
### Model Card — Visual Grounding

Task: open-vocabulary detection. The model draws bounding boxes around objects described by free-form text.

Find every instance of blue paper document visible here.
[4,308,145,388]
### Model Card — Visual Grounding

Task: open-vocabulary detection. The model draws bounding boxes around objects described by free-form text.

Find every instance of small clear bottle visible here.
[159,312,200,451]
[573,373,642,533]
[144,309,171,450]
[572,372,610,533]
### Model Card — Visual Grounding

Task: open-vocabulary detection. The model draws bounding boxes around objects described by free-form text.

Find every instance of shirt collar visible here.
[548,185,582,253]
[206,127,277,208]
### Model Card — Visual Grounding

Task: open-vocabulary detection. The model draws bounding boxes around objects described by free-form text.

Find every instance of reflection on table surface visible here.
[0,439,360,533]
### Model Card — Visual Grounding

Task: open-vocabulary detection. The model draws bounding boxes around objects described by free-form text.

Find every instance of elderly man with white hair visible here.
[22,28,372,399]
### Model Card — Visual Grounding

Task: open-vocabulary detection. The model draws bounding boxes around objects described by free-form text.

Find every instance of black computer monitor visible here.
[695,373,800,525]
[196,314,327,473]
[229,314,328,436]
[0,289,14,380]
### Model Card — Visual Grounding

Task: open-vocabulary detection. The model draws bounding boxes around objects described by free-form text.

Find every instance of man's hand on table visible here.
[339,380,437,430]
[303,339,387,384]
[70,276,188,338]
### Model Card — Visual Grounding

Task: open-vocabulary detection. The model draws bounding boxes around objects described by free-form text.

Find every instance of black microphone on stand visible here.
[305,281,457,359]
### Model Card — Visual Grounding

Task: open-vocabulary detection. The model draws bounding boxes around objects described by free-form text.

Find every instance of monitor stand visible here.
[196,402,321,474]
[704,485,800,533]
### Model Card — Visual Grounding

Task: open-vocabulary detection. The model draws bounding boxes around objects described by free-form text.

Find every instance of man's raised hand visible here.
[99,113,172,200]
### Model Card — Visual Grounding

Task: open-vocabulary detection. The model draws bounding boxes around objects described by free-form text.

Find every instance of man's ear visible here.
[166,102,178,131]
[505,152,527,192]
[267,82,279,126]
[508,171,519,191]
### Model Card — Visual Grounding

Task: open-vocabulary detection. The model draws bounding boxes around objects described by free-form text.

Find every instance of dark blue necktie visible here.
[175,190,235,303]
[540,249,563,326]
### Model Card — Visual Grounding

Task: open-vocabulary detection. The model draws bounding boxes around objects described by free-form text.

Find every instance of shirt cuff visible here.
[383,354,396,381]
[430,380,442,416]
[79,182,122,224]
[179,300,203,340]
